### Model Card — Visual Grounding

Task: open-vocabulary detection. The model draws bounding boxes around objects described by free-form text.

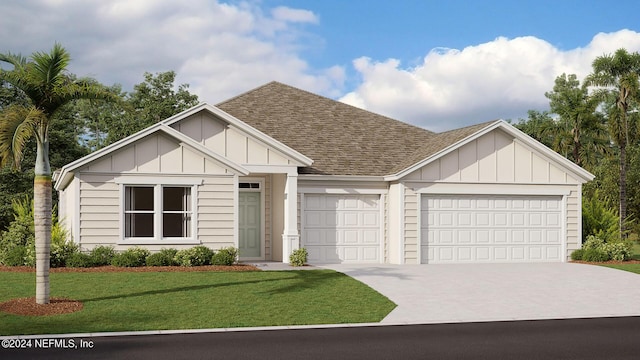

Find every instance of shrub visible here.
[0,196,34,265]
[582,248,610,262]
[0,195,76,267]
[111,247,150,267]
[582,235,605,251]
[582,195,628,242]
[89,246,116,266]
[175,246,214,267]
[580,235,632,262]
[66,252,94,268]
[604,241,632,261]
[146,248,179,266]
[289,248,308,267]
[3,246,28,266]
[570,249,584,261]
[211,247,238,266]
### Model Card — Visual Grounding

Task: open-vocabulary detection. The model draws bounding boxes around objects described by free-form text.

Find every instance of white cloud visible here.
[0,0,341,103]
[340,30,640,131]
[271,6,319,24]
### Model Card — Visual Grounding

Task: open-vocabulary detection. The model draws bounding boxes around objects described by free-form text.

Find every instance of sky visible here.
[1,0,640,132]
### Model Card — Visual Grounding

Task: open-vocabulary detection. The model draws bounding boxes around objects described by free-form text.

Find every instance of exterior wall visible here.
[404,129,580,185]
[403,187,419,264]
[58,177,77,243]
[77,174,120,249]
[196,176,237,251]
[86,133,230,175]
[73,130,240,252]
[170,112,294,166]
[565,188,581,258]
[386,182,402,264]
[76,173,237,252]
[401,128,585,262]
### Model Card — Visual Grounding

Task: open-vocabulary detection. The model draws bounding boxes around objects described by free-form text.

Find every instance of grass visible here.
[0,270,396,336]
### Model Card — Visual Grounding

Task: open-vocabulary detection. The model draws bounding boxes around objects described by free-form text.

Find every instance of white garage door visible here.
[303,194,381,264]
[421,195,563,264]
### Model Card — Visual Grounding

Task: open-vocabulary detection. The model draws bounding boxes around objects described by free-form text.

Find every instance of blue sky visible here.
[1,0,640,131]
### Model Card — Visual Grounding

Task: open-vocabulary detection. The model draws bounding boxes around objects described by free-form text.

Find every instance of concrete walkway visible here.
[320,263,640,324]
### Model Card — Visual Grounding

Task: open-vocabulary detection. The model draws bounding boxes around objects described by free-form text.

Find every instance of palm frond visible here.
[0,105,41,170]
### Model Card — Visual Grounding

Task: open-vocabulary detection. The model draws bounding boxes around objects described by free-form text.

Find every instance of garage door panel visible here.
[421,195,562,263]
[303,194,381,264]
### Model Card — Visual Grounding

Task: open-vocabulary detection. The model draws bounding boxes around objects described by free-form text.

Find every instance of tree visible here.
[545,73,608,170]
[0,44,116,304]
[586,48,640,237]
[103,71,199,145]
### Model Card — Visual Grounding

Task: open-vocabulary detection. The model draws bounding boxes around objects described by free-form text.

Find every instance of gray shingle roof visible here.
[216,81,494,176]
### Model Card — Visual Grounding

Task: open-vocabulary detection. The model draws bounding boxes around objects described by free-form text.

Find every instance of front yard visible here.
[0,269,396,336]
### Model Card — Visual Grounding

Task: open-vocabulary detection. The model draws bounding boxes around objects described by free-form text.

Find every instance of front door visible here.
[239,191,261,259]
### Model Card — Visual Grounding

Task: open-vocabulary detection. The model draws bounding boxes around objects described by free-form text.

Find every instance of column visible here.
[282,172,299,263]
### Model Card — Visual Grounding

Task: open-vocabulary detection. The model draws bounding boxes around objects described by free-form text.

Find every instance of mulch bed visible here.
[0,297,83,316]
[0,264,260,273]
[0,264,260,316]
[570,260,640,265]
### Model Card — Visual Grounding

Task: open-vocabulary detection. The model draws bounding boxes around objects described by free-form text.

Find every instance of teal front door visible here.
[239,192,261,258]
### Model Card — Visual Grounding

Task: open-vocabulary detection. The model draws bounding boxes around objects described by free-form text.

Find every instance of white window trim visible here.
[119,183,199,245]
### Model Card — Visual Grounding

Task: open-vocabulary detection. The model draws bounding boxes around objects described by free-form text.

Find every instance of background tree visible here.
[101,71,199,145]
[0,44,116,304]
[545,73,608,170]
[585,48,640,237]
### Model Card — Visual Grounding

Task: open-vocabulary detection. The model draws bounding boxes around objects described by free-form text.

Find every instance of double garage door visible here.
[302,194,381,264]
[300,193,563,264]
[421,195,563,263]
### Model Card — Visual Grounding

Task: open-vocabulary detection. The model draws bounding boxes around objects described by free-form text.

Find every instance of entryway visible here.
[239,188,262,259]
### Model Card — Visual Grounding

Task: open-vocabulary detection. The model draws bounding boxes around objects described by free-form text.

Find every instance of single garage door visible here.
[421,195,562,263]
[303,194,381,264]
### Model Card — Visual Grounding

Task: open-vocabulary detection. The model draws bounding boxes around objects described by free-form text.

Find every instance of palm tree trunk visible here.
[34,135,51,305]
[619,144,627,239]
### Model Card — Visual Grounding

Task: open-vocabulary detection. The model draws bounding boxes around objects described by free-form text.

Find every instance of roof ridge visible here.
[215,81,281,107]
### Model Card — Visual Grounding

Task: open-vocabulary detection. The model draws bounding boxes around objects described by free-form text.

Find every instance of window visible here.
[124,187,154,237]
[123,185,194,241]
[162,187,192,238]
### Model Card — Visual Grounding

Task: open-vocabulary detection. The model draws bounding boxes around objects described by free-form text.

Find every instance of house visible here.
[54,82,594,264]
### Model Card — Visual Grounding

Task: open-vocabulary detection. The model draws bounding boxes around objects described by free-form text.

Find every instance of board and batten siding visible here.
[85,133,231,175]
[401,128,583,261]
[170,111,294,166]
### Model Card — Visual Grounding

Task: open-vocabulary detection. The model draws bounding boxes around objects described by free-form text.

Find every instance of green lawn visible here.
[0,270,396,336]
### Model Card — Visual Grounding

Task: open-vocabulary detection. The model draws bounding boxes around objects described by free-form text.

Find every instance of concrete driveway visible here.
[320,263,640,324]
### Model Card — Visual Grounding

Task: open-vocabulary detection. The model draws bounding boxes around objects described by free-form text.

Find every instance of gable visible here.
[170,111,296,166]
[403,128,580,184]
[80,133,232,175]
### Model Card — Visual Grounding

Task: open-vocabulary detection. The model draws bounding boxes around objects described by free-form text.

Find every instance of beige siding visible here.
[78,174,120,248]
[387,183,401,264]
[85,133,229,175]
[170,111,296,166]
[565,189,580,259]
[410,129,580,185]
[75,173,237,252]
[403,187,418,264]
[197,176,236,248]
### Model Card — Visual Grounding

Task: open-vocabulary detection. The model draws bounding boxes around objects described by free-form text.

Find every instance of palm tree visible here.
[545,73,609,171]
[586,48,640,237]
[0,44,116,304]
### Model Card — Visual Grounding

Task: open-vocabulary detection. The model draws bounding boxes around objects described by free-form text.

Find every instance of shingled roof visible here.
[216,81,493,176]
